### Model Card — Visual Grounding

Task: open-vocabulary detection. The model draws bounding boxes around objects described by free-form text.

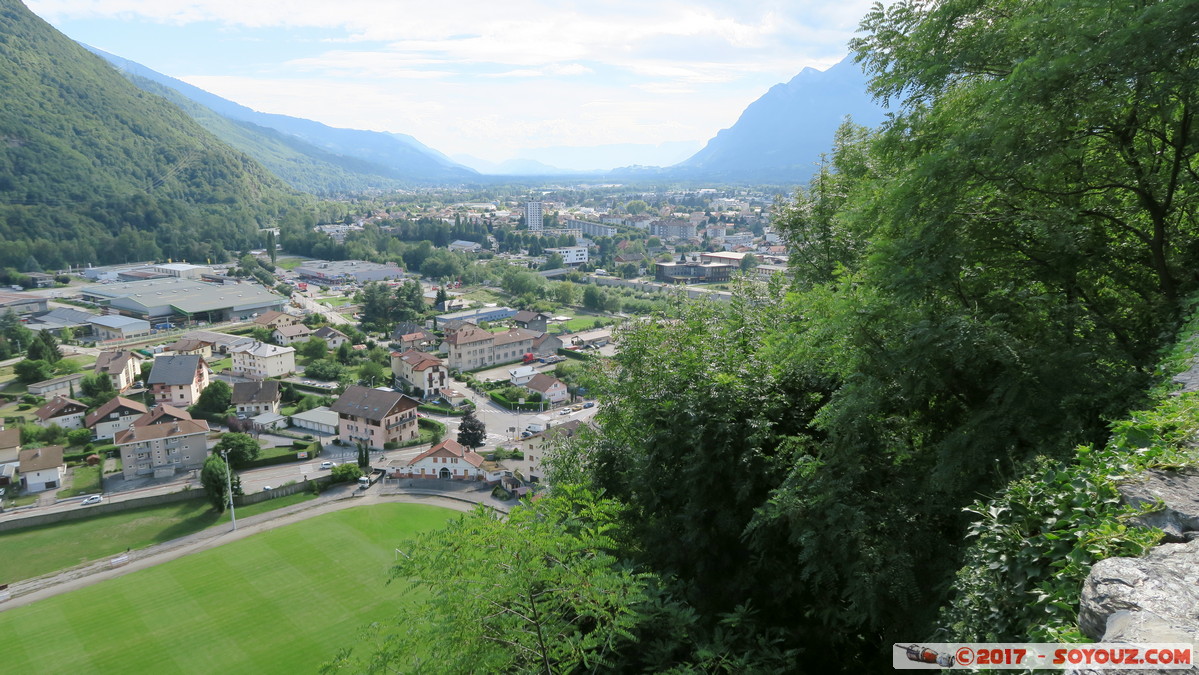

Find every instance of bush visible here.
[331,463,363,482]
[491,485,513,500]
[383,441,400,450]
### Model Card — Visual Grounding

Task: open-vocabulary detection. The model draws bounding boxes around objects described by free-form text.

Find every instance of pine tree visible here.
[456,408,486,449]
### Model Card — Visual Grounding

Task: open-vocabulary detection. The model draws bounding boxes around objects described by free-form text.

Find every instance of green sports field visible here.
[0,503,455,673]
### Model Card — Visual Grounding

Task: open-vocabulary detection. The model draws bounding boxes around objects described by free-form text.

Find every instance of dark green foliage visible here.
[193,379,231,416]
[304,359,346,381]
[0,1,312,268]
[79,372,114,402]
[456,408,486,449]
[13,359,53,384]
[200,454,231,512]
[213,433,260,468]
[330,462,362,483]
[356,441,369,469]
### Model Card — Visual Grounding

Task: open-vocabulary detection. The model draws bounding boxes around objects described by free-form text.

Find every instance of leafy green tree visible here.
[213,433,261,467]
[305,358,346,381]
[67,427,93,447]
[79,372,115,403]
[13,359,53,384]
[193,379,232,417]
[358,360,387,387]
[540,252,564,271]
[330,462,362,482]
[323,486,649,675]
[356,441,370,469]
[582,285,604,311]
[200,454,231,512]
[456,408,486,450]
[298,337,328,361]
[625,199,648,215]
[335,341,355,366]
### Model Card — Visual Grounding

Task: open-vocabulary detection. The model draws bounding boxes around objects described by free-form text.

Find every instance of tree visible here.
[200,454,231,512]
[213,433,261,467]
[305,358,346,381]
[13,359,53,384]
[456,408,486,450]
[194,380,232,417]
[67,427,93,447]
[358,360,387,387]
[79,372,115,400]
[582,285,605,311]
[323,486,650,675]
[336,341,355,366]
[356,441,370,469]
[331,462,362,482]
[298,337,328,361]
[626,199,648,215]
[540,253,564,271]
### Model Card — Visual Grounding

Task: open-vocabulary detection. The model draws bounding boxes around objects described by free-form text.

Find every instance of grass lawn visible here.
[0,499,219,583]
[0,503,454,673]
[56,464,102,499]
[207,357,232,373]
[216,490,318,525]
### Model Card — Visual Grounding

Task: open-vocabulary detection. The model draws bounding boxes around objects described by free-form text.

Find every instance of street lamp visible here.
[220,449,237,531]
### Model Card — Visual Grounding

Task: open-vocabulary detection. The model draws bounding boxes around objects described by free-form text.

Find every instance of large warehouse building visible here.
[80,278,285,323]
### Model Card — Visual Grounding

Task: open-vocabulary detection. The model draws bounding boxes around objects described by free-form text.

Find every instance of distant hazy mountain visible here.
[86,47,478,189]
[663,57,887,183]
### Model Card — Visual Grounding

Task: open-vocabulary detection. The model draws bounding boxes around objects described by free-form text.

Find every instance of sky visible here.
[26,0,876,167]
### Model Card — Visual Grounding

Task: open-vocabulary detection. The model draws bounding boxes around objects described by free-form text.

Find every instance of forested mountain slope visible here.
[0,0,312,269]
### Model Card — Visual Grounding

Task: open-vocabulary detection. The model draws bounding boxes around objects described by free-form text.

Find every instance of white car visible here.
[320,461,336,469]
[80,495,102,506]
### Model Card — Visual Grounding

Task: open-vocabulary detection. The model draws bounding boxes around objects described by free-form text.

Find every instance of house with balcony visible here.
[114,419,210,480]
[330,386,419,450]
[33,396,89,430]
[94,350,144,392]
[391,350,448,399]
[147,354,211,407]
[229,340,296,379]
[84,396,148,440]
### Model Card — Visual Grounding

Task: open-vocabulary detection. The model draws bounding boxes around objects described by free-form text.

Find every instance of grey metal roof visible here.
[147,354,203,386]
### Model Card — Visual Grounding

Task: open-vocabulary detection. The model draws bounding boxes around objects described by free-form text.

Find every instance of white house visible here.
[19,445,65,493]
[545,246,588,265]
[33,396,89,430]
[524,373,568,405]
[84,396,148,441]
[508,365,538,386]
[389,438,485,480]
[229,341,296,379]
[391,350,448,399]
[272,323,313,346]
[231,380,282,416]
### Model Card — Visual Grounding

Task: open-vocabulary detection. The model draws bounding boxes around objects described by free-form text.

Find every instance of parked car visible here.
[320,461,336,469]
[80,495,102,506]
[262,485,273,492]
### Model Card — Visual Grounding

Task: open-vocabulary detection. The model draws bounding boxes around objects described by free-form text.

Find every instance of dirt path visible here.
[0,488,482,612]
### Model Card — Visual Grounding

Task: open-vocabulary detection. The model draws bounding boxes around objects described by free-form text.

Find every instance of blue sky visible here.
[27,0,875,164]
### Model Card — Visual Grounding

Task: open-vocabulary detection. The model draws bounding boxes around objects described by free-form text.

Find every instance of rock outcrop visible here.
[1070,470,1199,674]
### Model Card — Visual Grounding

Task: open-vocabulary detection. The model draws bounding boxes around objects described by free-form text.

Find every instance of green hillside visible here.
[0,0,311,269]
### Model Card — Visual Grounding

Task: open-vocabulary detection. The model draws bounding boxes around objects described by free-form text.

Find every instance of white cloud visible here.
[30,0,877,160]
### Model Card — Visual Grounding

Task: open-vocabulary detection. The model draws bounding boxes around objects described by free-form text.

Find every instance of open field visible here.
[0,503,453,673]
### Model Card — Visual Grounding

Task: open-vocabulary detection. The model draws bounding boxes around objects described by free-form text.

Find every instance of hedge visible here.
[557,348,593,362]
[488,391,546,412]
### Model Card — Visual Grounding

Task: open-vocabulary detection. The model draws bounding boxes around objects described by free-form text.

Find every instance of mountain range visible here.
[90,46,884,186]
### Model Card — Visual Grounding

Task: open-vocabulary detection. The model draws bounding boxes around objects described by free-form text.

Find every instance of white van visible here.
[358,476,370,490]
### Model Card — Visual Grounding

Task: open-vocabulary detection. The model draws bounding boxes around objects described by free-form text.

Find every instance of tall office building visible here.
[525,201,544,231]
